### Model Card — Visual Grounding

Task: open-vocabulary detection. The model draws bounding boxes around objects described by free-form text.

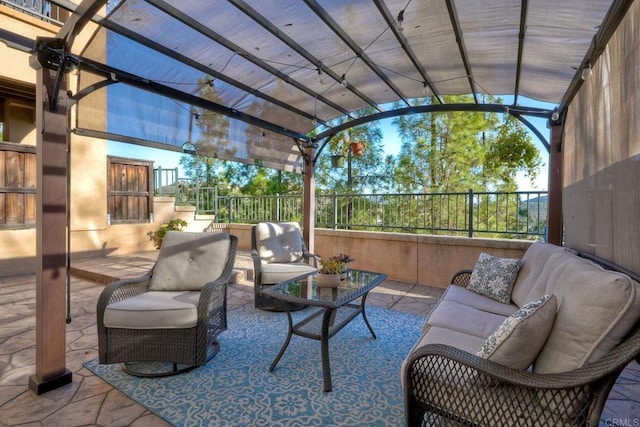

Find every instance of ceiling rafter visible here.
[302,0,411,108]
[513,0,528,106]
[97,19,320,125]
[145,0,353,118]
[371,0,444,105]
[70,53,311,142]
[444,0,479,103]
[226,0,382,115]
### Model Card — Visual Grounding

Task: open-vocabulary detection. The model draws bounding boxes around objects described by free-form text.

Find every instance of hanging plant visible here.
[330,155,346,168]
[349,141,366,156]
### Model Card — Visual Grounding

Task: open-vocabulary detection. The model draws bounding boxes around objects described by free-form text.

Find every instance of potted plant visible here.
[349,141,366,156]
[330,155,346,168]
[317,254,355,286]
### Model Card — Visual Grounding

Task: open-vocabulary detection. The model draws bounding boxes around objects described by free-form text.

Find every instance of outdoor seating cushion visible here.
[531,250,640,373]
[149,231,231,291]
[103,291,199,329]
[425,300,511,339]
[510,242,570,307]
[421,285,518,334]
[260,262,317,285]
[254,222,305,263]
[467,253,523,304]
[477,294,557,370]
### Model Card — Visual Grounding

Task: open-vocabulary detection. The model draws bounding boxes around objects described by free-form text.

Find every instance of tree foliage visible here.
[315,109,395,193]
[179,97,542,196]
[393,95,540,193]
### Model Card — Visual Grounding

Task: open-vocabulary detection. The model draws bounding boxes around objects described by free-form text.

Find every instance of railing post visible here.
[214,185,219,222]
[275,193,280,222]
[468,188,474,238]
[333,192,338,230]
[228,196,233,223]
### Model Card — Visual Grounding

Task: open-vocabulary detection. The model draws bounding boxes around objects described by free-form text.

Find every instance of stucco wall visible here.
[227,223,532,288]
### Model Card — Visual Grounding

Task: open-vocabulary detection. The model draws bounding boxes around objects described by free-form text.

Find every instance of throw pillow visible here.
[477,294,557,370]
[467,252,523,303]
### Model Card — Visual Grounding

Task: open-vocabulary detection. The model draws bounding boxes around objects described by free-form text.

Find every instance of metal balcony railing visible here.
[1,0,65,25]
[153,168,547,239]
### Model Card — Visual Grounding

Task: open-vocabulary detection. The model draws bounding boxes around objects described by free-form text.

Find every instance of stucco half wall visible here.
[227,224,532,288]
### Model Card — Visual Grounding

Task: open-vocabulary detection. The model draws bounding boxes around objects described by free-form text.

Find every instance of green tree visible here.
[179,155,226,187]
[393,95,540,193]
[221,162,302,195]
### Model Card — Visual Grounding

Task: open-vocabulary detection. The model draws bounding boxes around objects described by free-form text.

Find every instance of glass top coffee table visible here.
[261,269,387,392]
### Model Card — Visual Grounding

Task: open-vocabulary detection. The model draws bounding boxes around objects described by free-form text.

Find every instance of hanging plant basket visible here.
[330,155,345,168]
[350,141,366,156]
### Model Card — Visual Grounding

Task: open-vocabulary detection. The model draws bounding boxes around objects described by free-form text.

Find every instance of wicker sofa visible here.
[403,242,640,426]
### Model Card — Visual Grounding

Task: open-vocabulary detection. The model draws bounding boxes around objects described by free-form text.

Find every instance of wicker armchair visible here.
[251,222,318,311]
[404,269,640,426]
[97,231,237,376]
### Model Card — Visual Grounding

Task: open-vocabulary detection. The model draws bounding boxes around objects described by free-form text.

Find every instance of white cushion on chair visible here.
[104,291,200,329]
[149,231,230,291]
[255,222,304,263]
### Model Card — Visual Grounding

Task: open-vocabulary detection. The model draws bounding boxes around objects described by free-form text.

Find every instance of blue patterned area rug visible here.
[84,304,425,426]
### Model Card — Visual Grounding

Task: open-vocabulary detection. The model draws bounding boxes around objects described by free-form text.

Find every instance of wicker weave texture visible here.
[97,235,237,370]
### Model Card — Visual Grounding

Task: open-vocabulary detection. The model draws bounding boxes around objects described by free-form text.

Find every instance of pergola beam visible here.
[227,0,381,115]
[444,0,479,103]
[372,0,444,105]
[145,0,352,118]
[303,0,410,107]
[513,0,529,106]
[312,103,552,163]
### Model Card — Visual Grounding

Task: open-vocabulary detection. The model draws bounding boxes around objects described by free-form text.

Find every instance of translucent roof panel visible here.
[66,0,622,171]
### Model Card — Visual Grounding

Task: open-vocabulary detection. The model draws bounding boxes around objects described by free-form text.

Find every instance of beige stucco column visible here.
[302,145,315,253]
[29,66,72,394]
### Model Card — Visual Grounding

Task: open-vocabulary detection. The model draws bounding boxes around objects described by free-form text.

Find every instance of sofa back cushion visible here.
[533,250,640,374]
[254,222,304,263]
[510,242,568,307]
[149,231,230,291]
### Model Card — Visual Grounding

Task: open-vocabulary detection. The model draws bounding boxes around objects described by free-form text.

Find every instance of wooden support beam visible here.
[29,67,71,395]
[546,121,564,245]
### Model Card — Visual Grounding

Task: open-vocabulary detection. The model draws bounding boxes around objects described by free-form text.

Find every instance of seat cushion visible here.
[467,252,523,304]
[255,222,304,263]
[260,262,317,284]
[477,294,557,370]
[439,285,520,317]
[104,291,199,329]
[149,231,230,291]
[425,299,511,339]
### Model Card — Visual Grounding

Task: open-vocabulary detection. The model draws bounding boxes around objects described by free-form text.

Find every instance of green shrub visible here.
[149,218,188,249]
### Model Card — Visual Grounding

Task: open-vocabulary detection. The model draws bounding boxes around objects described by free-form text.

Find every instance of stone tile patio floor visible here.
[0,250,638,426]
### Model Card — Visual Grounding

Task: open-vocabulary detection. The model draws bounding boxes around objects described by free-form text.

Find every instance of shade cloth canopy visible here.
[45,0,629,172]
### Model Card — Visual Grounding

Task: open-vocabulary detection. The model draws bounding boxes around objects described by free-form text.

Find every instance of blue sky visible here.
[108,107,551,191]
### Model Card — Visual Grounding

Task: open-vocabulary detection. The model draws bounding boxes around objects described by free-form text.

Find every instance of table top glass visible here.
[261,269,387,308]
